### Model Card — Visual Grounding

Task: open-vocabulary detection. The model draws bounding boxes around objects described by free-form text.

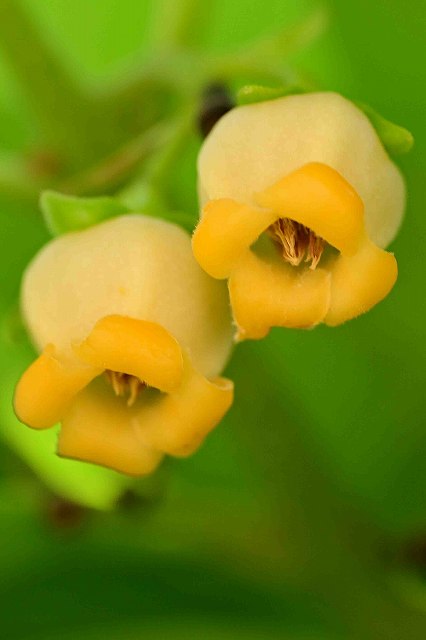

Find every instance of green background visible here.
[0,0,425,638]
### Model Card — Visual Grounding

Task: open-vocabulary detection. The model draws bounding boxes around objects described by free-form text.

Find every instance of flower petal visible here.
[135,356,234,457]
[325,237,398,326]
[192,198,277,279]
[255,162,365,255]
[14,345,101,429]
[58,380,163,476]
[74,315,184,393]
[228,251,331,340]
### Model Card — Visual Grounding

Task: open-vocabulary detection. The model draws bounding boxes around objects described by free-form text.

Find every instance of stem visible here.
[0,0,98,168]
[145,109,194,189]
[57,121,172,196]
[0,154,43,203]
[96,7,326,116]
[119,108,194,211]
[230,7,328,68]
[150,0,209,51]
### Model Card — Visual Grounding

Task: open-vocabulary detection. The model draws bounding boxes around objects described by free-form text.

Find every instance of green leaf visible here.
[237,84,304,106]
[40,190,129,236]
[355,101,414,156]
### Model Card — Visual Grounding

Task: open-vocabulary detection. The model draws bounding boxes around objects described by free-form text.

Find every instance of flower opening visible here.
[104,370,147,407]
[267,218,325,270]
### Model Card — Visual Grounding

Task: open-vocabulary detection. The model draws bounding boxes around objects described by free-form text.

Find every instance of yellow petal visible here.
[228,251,331,340]
[14,345,101,429]
[325,237,398,326]
[255,162,365,255]
[192,198,277,279]
[135,355,234,457]
[58,380,163,476]
[74,315,184,393]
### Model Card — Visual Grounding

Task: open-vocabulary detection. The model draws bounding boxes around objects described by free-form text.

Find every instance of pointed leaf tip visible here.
[237,84,305,107]
[356,101,414,156]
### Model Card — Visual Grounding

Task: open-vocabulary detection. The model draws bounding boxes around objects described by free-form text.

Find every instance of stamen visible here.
[105,370,147,407]
[307,232,324,270]
[268,218,325,270]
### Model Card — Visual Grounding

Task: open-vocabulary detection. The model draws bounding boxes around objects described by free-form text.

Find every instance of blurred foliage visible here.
[0,0,425,638]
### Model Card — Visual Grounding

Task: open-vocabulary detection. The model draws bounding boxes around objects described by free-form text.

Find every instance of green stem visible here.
[96,7,327,115]
[150,0,209,51]
[144,109,194,189]
[229,7,328,68]
[0,0,97,168]
[57,120,172,196]
[0,153,43,203]
[119,108,194,211]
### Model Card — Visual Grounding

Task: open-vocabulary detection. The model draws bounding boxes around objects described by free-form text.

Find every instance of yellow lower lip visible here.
[57,354,233,475]
[229,251,331,340]
[14,316,234,475]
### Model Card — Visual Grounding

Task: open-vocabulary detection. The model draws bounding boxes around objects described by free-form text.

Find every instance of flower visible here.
[193,92,405,340]
[14,215,234,475]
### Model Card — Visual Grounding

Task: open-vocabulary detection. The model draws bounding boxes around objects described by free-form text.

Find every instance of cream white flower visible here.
[15,214,234,475]
[193,92,405,339]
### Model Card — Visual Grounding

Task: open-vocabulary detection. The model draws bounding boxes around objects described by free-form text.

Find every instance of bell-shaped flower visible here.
[14,215,234,475]
[193,92,405,339]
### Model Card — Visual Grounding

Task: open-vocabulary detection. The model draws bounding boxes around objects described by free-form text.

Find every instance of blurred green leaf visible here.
[0,500,330,640]
[38,621,331,640]
[0,338,130,509]
[40,190,129,236]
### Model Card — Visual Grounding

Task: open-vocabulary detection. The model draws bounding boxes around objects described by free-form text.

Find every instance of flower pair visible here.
[14,91,406,475]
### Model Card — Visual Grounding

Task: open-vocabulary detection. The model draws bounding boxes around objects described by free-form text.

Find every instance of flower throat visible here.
[268,218,325,270]
[105,370,147,407]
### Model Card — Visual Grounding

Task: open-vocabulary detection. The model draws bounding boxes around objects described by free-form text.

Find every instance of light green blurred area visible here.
[0,0,425,638]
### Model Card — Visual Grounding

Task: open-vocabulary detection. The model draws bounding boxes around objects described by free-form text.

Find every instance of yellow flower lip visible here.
[14,314,234,475]
[193,198,277,279]
[193,162,398,339]
[254,162,365,256]
[228,252,332,340]
[73,315,184,394]
[14,344,101,430]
